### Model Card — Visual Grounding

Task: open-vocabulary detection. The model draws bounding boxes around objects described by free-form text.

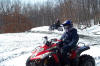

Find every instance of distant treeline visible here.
[0,0,100,33]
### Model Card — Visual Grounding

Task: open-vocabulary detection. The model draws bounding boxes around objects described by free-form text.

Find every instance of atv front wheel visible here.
[26,57,55,66]
[49,26,54,31]
[26,56,31,66]
[79,55,95,66]
[26,56,60,66]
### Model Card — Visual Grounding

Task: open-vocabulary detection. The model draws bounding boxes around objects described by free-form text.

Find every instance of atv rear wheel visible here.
[79,55,95,66]
[58,27,63,31]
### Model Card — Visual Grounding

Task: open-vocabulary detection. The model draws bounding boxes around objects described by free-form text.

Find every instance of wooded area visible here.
[0,0,100,33]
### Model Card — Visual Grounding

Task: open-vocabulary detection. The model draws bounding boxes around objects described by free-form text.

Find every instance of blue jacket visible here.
[60,28,79,48]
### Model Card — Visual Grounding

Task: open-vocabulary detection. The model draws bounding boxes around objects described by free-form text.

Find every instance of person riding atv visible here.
[26,36,95,66]
[58,20,79,66]
[26,20,95,66]
[54,19,61,29]
[49,19,63,31]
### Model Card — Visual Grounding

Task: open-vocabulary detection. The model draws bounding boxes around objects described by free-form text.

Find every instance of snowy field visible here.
[0,25,100,66]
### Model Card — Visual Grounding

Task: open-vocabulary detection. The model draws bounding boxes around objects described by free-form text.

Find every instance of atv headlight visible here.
[32,48,44,58]
[40,52,50,59]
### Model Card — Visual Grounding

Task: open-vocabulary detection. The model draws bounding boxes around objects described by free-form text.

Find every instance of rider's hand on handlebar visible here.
[57,41,63,48]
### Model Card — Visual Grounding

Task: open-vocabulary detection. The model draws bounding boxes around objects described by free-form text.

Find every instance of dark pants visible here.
[61,45,75,64]
[61,46,71,64]
[61,45,71,65]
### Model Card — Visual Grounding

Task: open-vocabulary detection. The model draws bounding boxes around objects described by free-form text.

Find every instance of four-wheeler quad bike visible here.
[49,24,63,31]
[26,36,95,66]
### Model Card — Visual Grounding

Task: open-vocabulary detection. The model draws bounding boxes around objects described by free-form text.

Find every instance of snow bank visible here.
[78,25,100,36]
[86,25,100,33]
[29,25,100,36]
[30,26,49,32]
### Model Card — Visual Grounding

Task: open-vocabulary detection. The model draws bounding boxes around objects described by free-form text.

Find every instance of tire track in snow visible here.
[0,51,30,63]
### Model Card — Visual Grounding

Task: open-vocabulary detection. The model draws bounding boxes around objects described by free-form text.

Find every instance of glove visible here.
[57,41,63,48]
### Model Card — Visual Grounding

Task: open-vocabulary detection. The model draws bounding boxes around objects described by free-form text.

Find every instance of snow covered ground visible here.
[0,25,100,66]
[78,24,100,36]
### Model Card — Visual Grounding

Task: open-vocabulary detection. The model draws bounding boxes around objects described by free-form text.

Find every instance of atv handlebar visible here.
[50,38,62,42]
[78,42,86,46]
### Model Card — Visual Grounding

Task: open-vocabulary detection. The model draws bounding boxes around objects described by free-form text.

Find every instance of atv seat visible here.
[66,46,78,55]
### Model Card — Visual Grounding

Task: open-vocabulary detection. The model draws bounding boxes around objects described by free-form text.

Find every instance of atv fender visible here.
[76,46,90,55]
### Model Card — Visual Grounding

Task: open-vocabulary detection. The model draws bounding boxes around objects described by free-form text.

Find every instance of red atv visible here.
[26,36,95,66]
